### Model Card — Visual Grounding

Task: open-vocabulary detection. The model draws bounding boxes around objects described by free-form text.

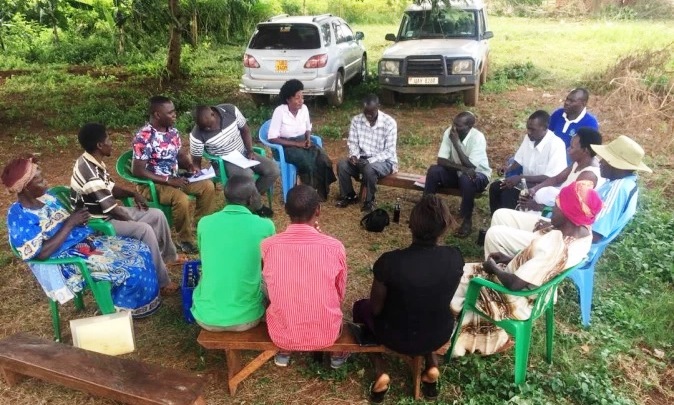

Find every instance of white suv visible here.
[240,14,367,107]
[378,0,493,106]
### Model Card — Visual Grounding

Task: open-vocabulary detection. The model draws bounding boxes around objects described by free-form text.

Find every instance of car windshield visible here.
[398,9,477,40]
[249,24,321,50]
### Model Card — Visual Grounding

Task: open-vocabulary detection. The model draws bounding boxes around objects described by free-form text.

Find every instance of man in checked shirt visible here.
[335,94,398,213]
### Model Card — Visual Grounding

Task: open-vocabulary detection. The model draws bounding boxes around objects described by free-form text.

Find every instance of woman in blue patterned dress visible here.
[2,156,161,318]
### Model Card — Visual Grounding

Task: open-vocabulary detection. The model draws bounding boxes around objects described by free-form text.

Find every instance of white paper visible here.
[413,175,426,188]
[220,150,261,169]
[188,166,216,183]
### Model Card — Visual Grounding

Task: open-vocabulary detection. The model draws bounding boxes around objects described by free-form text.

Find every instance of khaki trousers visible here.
[139,179,217,244]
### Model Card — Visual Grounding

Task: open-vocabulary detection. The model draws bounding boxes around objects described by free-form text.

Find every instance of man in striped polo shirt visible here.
[191,104,279,217]
[261,185,349,369]
[71,123,179,294]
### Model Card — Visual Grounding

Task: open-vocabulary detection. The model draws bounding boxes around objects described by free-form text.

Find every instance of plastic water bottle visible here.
[393,198,401,223]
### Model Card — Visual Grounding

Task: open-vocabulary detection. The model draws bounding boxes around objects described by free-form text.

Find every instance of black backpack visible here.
[360,209,390,233]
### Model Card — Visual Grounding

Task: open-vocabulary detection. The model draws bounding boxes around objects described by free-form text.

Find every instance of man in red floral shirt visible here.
[132,96,216,253]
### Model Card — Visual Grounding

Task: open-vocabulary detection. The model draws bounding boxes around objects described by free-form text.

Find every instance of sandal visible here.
[369,383,389,404]
[369,373,390,404]
[160,281,179,296]
[421,381,439,400]
[421,366,440,400]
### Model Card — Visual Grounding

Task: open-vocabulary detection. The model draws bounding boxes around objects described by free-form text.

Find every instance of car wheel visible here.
[327,72,344,107]
[251,94,270,107]
[352,55,367,84]
[463,79,479,106]
[380,89,396,106]
[480,59,488,85]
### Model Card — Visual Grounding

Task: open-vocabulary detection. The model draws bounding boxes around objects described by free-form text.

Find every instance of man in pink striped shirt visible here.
[261,185,349,368]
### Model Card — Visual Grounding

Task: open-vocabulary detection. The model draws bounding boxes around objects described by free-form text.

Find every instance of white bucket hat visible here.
[590,135,652,173]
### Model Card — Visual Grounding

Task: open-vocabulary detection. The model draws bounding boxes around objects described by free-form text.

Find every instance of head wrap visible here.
[556,180,603,226]
[1,156,39,194]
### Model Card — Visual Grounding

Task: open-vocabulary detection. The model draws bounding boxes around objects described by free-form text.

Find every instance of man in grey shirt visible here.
[191,104,279,217]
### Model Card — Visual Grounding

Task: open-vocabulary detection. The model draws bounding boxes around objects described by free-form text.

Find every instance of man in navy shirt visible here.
[549,88,599,149]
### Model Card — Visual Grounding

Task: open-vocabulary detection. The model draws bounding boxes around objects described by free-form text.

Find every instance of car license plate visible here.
[408,77,438,85]
[275,60,288,72]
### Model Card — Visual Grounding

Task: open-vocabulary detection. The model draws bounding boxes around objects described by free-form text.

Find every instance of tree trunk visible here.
[50,0,59,43]
[166,0,182,79]
[52,22,59,43]
[191,8,198,47]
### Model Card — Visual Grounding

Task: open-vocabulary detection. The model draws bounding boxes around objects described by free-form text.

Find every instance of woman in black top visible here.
[353,195,464,402]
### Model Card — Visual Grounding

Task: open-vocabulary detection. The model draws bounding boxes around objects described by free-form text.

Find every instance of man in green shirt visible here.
[191,175,275,331]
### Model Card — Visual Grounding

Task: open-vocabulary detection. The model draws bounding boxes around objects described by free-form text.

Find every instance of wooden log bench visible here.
[0,333,206,405]
[360,172,484,198]
[197,322,448,399]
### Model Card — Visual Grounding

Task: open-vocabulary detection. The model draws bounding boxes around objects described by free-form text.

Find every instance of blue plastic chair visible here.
[258,120,323,203]
[567,186,638,326]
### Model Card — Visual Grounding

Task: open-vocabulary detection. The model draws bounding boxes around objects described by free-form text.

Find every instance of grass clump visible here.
[483,61,545,93]
[583,46,674,120]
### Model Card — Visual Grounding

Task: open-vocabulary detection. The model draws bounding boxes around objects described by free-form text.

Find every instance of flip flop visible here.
[369,383,389,404]
[160,282,179,296]
[369,373,390,404]
[421,380,439,400]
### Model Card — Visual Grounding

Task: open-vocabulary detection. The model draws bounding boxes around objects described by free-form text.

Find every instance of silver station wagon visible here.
[240,14,367,107]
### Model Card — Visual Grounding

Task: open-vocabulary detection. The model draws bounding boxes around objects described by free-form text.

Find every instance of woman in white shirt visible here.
[519,127,603,211]
[267,79,336,200]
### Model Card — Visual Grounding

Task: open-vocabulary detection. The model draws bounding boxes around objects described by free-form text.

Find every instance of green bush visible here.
[483,62,544,93]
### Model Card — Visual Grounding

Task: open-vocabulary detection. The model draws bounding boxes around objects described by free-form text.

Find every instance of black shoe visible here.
[335,193,358,208]
[421,381,439,400]
[454,219,472,238]
[176,241,198,255]
[255,205,274,218]
[361,201,375,213]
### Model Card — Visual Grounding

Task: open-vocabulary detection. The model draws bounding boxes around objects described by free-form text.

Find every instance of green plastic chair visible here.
[49,185,116,236]
[115,150,196,226]
[203,147,273,209]
[11,219,117,342]
[447,263,580,384]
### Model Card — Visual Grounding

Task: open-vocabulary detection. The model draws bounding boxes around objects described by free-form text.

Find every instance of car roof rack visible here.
[267,14,289,21]
[312,14,333,22]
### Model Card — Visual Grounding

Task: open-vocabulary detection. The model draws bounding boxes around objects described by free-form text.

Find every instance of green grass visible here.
[355,17,674,85]
[0,16,673,404]
[2,18,672,133]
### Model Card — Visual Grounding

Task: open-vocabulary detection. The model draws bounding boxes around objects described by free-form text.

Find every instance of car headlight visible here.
[379,60,400,76]
[451,59,474,75]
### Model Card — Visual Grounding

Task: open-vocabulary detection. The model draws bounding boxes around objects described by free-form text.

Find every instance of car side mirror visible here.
[483,31,494,40]
[385,33,396,41]
[355,31,364,40]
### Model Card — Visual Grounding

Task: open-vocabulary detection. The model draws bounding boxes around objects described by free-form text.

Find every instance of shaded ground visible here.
[0,79,671,404]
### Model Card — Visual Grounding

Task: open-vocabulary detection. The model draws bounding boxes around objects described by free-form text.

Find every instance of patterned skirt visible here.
[34,235,161,318]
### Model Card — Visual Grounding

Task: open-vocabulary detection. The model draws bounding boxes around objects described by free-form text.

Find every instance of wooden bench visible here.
[361,172,483,198]
[197,322,448,399]
[0,333,206,405]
